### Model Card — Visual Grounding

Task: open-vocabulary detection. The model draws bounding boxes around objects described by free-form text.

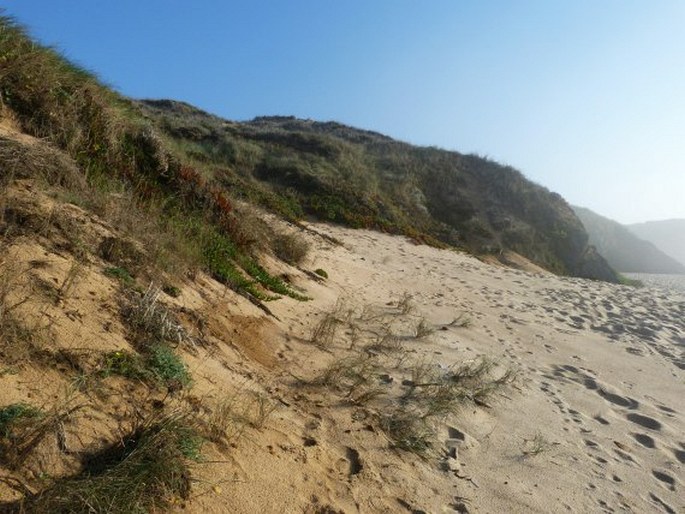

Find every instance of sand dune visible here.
[2,190,681,512]
[254,223,684,513]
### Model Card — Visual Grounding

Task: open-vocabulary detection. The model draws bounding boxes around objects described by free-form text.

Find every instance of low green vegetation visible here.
[146,345,191,388]
[5,414,200,514]
[101,347,190,389]
[617,274,644,288]
[104,266,135,286]
[0,403,43,438]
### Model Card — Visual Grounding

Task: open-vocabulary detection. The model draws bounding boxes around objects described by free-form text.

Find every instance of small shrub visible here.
[380,409,433,456]
[147,345,191,389]
[314,268,328,279]
[0,403,43,437]
[271,231,310,266]
[522,432,551,456]
[310,309,343,348]
[102,347,190,390]
[104,266,134,286]
[101,350,150,382]
[162,284,181,297]
[98,236,145,272]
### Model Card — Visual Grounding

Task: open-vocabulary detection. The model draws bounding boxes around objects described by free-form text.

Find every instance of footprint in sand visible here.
[672,444,685,464]
[345,447,362,476]
[593,415,610,426]
[632,432,656,449]
[655,404,678,418]
[613,447,639,465]
[648,492,676,514]
[652,470,677,491]
[625,412,662,431]
[552,365,642,412]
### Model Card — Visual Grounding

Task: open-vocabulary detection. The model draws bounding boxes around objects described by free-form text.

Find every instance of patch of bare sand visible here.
[264,223,682,514]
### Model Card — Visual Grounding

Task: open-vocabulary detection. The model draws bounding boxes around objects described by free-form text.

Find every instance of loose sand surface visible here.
[1,182,682,513]
[250,223,683,513]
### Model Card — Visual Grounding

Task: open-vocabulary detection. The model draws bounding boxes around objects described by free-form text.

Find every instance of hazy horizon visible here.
[3,1,684,224]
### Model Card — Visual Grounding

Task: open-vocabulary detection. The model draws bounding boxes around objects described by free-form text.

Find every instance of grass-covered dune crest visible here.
[138,99,618,282]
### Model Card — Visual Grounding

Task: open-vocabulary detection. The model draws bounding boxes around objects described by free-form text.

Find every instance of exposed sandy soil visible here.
[0,177,682,513]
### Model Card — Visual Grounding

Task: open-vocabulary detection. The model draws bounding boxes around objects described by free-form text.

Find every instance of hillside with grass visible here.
[573,206,685,274]
[137,100,618,282]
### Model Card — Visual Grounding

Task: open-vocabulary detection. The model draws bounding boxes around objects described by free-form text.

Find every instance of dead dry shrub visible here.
[309,300,352,348]
[0,136,86,190]
[122,284,193,350]
[199,390,277,445]
[271,230,310,266]
[302,296,518,456]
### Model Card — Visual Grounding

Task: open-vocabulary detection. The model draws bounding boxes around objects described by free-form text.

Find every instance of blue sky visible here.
[3,1,684,223]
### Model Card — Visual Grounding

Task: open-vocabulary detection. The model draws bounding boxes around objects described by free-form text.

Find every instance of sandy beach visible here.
[0,189,682,513]
[184,222,684,513]
[625,273,685,296]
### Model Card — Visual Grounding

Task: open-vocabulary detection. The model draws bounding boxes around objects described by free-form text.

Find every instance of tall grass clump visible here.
[3,413,200,514]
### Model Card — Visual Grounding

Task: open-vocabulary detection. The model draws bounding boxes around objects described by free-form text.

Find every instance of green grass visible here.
[104,266,135,286]
[0,403,43,437]
[204,231,309,301]
[146,345,191,388]
[102,347,191,390]
[101,350,150,381]
[617,274,644,288]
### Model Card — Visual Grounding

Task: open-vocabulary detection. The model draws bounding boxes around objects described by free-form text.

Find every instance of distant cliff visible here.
[573,207,685,274]
[628,219,685,269]
[139,100,618,282]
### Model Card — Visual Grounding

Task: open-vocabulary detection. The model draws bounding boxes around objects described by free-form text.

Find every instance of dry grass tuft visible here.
[123,284,193,350]
[0,137,86,192]
[199,390,277,445]
[309,300,351,348]
[270,230,310,266]
[303,298,518,456]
